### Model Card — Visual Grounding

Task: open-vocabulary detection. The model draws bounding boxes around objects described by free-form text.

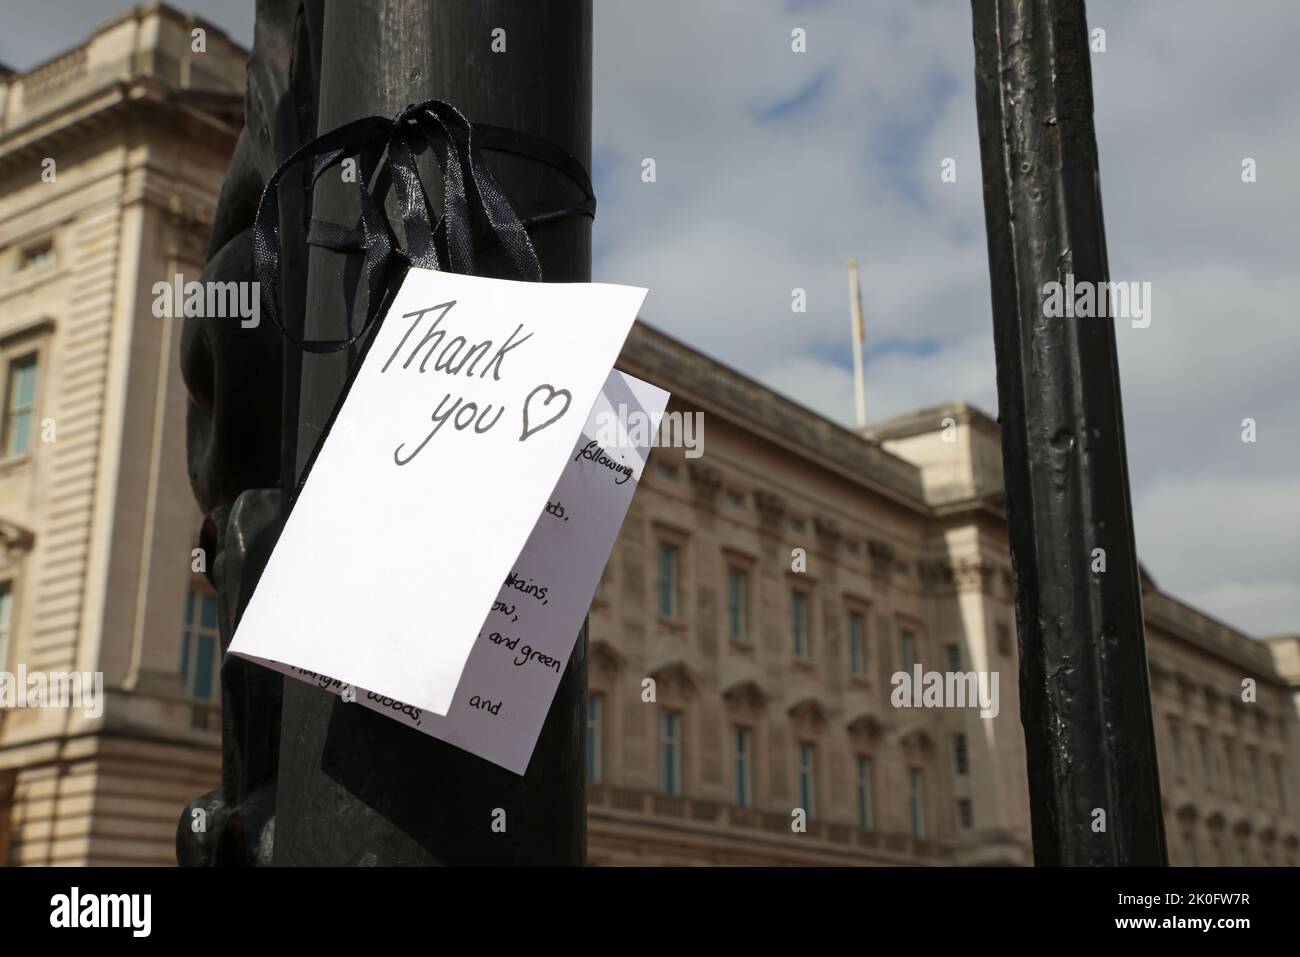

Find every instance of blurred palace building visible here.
[0,4,1297,866]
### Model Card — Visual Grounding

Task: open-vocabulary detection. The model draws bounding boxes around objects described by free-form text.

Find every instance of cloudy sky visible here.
[3,1,1296,638]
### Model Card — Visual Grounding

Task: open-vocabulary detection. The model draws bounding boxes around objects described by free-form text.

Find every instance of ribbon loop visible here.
[251,99,596,355]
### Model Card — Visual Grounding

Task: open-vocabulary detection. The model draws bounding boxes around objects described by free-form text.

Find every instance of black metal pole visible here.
[272,0,591,865]
[970,0,1168,865]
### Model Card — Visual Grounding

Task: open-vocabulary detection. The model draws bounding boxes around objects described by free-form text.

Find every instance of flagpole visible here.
[848,258,867,427]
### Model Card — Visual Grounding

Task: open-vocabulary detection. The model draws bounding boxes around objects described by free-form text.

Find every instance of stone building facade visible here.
[1,3,1296,868]
[590,333,1300,866]
[0,4,243,865]
[883,411,1300,868]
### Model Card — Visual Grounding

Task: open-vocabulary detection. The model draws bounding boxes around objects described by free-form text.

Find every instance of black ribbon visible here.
[252,99,596,354]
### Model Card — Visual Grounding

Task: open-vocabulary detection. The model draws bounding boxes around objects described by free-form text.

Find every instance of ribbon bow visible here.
[252,99,596,354]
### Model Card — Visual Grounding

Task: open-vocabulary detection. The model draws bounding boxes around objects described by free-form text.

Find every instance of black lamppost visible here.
[180,0,592,866]
[971,0,1168,865]
[273,0,592,866]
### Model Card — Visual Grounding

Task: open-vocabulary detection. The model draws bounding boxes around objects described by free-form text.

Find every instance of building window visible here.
[899,628,915,671]
[0,583,12,670]
[848,611,866,675]
[734,727,752,808]
[855,756,874,829]
[996,622,1012,656]
[1247,747,1261,799]
[725,491,745,509]
[945,642,961,673]
[953,734,969,775]
[957,798,974,830]
[792,590,811,659]
[1274,756,1287,810]
[657,544,680,619]
[586,694,604,784]
[1223,737,1237,796]
[180,587,221,702]
[660,710,683,795]
[798,742,816,817]
[18,241,53,271]
[3,354,38,458]
[909,767,926,840]
[727,568,749,642]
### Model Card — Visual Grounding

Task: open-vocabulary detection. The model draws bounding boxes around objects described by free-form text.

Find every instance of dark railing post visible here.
[271,0,591,865]
[970,0,1168,865]
[178,0,326,867]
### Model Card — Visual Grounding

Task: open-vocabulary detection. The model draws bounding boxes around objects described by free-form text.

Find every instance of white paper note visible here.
[262,369,669,774]
[228,268,647,715]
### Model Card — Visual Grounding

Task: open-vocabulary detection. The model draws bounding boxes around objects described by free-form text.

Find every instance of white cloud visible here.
[1134,477,1300,636]
[10,1,1289,637]
[593,0,1300,636]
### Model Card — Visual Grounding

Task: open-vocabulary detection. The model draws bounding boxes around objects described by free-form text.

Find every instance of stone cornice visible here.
[866,539,896,582]
[686,461,722,508]
[1145,590,1281,684]
[0,518,35,556]
[917,557,998,596]
[0,79,241,174]
[752,489,786,533]
[589,638,626,677]
[846,712,885,741]
[647,659,700,699]
[898,725,935,754]
[616,323,928,512]
[787,696,831,730]
[813,516,841,549]
[721,678,768,715]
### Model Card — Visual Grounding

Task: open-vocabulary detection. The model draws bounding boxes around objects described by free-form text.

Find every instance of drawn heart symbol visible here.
[520,384,572,441]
